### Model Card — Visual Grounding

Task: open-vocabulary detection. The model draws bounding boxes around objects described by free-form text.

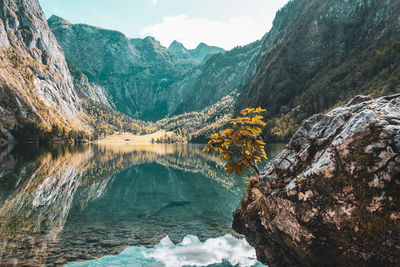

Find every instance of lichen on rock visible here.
[233,94,400,266]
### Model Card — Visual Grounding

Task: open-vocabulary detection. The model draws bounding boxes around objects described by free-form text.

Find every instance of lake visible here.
[0,143,285,266]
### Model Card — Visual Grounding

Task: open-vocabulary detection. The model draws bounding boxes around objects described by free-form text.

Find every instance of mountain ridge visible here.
[48,15,253,122]
[0,0,87,143]
[237,0,400,141]
[2,0,400,144]
[167,40,225,62]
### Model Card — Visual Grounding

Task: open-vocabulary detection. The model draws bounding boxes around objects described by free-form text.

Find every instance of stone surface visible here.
[233,94,400,266]
[48,15,185,120]
[168,41,224,62]
[0,0,85,141]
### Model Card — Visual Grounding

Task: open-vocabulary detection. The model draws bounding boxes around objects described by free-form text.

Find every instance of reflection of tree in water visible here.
[0,143,285,266]
[0,144,93,266]
[0,145,225,265]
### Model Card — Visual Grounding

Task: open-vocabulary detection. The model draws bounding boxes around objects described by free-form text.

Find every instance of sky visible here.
[38,0,289,50]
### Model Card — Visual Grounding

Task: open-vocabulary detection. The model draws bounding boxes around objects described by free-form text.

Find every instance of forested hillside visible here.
[238,0,400,141]
[2,0,400,144]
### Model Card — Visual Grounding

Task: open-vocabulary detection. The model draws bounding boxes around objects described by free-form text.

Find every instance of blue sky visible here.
[39,0,289,50]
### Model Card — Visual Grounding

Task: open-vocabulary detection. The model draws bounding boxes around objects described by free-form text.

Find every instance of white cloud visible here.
[151,0,158,4]
[139,14,270,50]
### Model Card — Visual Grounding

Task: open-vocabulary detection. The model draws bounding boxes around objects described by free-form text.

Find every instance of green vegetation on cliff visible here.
[238,0,400,142]
[262,40,400,142]
[81,100,157,140]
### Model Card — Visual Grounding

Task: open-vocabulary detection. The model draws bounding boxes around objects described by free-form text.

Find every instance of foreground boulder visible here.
[233,94,400,266]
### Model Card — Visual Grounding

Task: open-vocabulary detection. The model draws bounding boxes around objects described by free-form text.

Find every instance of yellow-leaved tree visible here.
[203,107,267,176]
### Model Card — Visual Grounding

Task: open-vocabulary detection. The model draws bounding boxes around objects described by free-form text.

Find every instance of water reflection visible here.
[0,143,285,266]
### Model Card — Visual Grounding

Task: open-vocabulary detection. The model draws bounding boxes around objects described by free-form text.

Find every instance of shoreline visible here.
[94,130,174,145]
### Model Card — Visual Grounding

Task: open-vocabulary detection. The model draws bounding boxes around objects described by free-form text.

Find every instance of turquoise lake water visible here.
[0,143,285,266]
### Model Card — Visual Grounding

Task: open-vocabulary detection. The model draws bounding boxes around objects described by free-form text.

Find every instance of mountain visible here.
[173,40,262,114]
[48,15,189,120]
[237,0,400,141]
[188,42,225,62]
[167,41,225,62]
[0,0,87,143]
[49,16,263,123]
[168,41,225,62]
[3,0,399,145]
[152,40,261,119]
[48,16,227,121]
[46,0,400,141]
[168,41,193,61]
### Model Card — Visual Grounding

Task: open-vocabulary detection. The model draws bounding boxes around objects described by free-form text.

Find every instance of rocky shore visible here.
[233,94,400,266]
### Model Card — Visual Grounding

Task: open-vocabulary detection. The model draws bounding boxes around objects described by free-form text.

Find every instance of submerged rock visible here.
[233,94,400,266]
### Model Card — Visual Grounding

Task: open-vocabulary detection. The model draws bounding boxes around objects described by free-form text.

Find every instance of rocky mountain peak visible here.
[168,40,191,60]
[47,15,72,27]
[189,42,225,62]
[195,42,208,49]
[49,16,248,121]
[169,40,186,49]
[143,36,159,45]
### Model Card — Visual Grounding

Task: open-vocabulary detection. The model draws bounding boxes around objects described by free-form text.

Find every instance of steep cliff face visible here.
[48,16,228,121]
[0,0,85,142]
[238,0,400,141]
[168,41,225,62]
[168,40,193,61]
[173,40,262,114]
[233,94,400,266]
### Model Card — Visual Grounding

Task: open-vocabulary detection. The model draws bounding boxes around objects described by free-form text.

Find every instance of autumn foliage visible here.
[203,107,267,176]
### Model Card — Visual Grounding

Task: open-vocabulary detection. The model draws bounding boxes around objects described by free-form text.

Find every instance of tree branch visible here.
[251,161,261,176]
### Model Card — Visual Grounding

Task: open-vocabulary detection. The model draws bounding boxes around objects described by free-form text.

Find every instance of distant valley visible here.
[0,0,399,144]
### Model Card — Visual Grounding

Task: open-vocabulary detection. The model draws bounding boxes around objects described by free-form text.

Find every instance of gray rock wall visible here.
[233,94,400,266]
[0,0,84,140]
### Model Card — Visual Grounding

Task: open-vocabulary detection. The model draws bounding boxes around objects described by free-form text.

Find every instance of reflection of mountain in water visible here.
[0,143,285,266]
[0,145,93,266]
